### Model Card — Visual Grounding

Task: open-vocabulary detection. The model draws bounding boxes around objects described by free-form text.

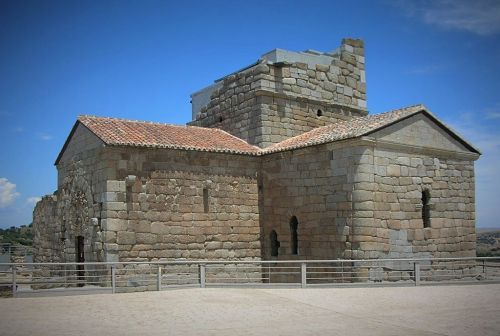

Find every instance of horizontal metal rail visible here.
[0,257,498,297]
[2,256,499,266]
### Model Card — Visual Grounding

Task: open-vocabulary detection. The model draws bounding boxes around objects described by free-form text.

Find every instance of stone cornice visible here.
[358,137,480,161]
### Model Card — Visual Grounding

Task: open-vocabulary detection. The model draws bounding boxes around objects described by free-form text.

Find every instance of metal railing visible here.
[0,244,33,256]
[0,257,499,297]
[0,244,33,274]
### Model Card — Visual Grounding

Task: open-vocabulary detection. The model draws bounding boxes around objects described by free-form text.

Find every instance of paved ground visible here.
[0,284,499,335]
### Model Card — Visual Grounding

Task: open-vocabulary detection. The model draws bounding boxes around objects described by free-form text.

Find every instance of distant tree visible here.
[0,225,33,246]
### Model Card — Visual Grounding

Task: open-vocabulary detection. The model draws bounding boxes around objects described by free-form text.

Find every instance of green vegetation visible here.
[0,224,33,246]
[476,229,500,257]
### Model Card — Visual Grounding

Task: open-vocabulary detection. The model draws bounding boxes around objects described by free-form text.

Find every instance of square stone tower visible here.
[189,38,367,148]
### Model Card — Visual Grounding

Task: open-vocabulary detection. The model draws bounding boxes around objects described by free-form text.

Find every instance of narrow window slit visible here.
[290,216,298,255]
[422,189,431,228]
[203,188,209,213]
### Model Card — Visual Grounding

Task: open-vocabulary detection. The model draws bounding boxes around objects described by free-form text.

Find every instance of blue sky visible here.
[0,0,499,229]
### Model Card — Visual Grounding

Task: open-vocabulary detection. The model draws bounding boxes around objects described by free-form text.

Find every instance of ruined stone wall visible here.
[33,195,60,262]
[189,39,367,148]
[99,147,261,264]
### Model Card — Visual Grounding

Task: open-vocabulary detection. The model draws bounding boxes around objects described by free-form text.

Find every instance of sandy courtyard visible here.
[0,284,499,336]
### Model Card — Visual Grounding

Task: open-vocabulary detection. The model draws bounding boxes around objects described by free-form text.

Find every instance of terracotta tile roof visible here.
[264,104,428,153]
[77,116,261,155]
[58,104,476,165]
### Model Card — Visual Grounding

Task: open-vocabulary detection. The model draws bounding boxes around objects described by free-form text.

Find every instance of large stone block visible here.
[107,180,126,192]
[102,218,128,232]
[136,233,157,245]
[117,231,136,245]
[352,190,372,202]
[387,165,401,177]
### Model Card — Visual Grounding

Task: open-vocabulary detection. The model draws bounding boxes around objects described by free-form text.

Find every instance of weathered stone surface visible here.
[33,37,478,284]
[189,39,367,148]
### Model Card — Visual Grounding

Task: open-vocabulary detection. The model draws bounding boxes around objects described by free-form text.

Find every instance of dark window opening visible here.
[76,236,85,263]
[317,109,323,117]
[219,116,224,123]
[290,216,298,255]
[61,220,66,242]
[422,189,431,228]
[270,230,280,257]
[126,184,132,203]
[203,188,209,213]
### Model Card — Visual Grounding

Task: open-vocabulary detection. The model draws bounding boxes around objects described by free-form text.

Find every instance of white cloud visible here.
[485,104,500,119]
[406,64,445,75]
[0,178,20,208]
[393,0,500,35]
[26,197,41,206]
[38,133,53,141]
[486,112,500,119]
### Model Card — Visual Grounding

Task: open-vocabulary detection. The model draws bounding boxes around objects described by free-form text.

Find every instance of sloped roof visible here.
[56,104,479,165]
[55,116,261,164]
[263,104,480,154]
[78,116,261,154]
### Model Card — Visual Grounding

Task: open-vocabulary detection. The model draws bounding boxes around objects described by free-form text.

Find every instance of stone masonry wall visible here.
[355,147,477,259]
[189,39,367,148]
[261,142,357,261]
[33,124,107,265]
[57,124,105,187]
[100,147,261,264]
[33,195,60,262]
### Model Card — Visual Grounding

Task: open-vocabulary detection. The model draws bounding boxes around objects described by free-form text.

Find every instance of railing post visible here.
[12,264,17,298]
[341,260,344,283]
[157,266,162,291]
[111,265,116,294]
[414,262,420,286]
[199,264,206,288]
[301,262,307,288]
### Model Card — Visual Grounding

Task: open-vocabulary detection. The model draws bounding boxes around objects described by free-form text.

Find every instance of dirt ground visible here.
[0,284,499,336]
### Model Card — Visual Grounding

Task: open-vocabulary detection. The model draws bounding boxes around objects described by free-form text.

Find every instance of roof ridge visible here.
[79,114,263,151]
[365,103,426,118]
[78,115,202,129]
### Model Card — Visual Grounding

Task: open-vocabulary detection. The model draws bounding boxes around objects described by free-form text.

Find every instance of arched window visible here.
[290,216,298,255]
[270,230,280,257]
[422,189,431,228]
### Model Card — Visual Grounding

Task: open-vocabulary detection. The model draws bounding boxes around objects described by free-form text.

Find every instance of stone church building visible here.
[33,39,480,267]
